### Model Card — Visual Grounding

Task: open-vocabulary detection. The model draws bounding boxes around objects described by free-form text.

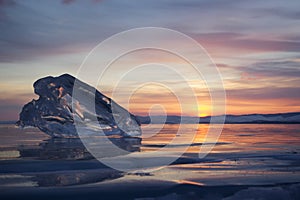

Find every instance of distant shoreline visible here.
[136,112,300,124]
[2,112,300,125]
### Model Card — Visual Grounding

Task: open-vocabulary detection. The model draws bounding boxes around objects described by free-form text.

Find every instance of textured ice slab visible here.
[16,74,141,138]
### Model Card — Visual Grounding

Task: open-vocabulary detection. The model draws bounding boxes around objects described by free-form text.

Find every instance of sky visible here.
[0,0,300,120]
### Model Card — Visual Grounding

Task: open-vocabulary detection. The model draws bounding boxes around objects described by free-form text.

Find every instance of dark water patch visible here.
[0,159,109,174]
[172,156,223,165]
[33,169,124,187]
[142,142,230,148]
[127,172,153,176]
[237,133,256,137]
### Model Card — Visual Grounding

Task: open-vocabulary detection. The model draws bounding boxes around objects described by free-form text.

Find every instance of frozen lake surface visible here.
[0,124,299,199]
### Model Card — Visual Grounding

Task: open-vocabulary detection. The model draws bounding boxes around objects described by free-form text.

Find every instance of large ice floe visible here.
[16,74,141,138]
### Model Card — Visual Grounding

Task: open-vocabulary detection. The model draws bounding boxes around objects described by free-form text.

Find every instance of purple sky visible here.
[0,0,300,120]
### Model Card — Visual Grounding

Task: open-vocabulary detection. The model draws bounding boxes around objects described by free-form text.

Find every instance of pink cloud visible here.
[192,32,300,55]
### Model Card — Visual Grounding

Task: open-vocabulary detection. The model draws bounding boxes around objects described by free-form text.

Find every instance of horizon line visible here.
[3,111,300,122]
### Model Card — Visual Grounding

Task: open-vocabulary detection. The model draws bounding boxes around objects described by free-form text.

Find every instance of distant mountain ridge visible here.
[2,113,300,125]
[136,112,300,124]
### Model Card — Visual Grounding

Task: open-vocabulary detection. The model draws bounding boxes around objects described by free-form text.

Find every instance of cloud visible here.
[0,0,123,62]
[193,32,300,54]
[1,1,300,62]
[241,60,300,78]
[0,0,15,7]
[0,0,15,21]
[62,0,76,5]
[62,0,104,5]
[263,8,300,20]
[227,87,300,101]
[220,60,300,80]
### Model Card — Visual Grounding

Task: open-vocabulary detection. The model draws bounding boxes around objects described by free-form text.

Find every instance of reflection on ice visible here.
[34,169,124,187]
[1,135,142,187]
[18,138,92,160]
[18,137,142,160]
[0,150,20,159]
